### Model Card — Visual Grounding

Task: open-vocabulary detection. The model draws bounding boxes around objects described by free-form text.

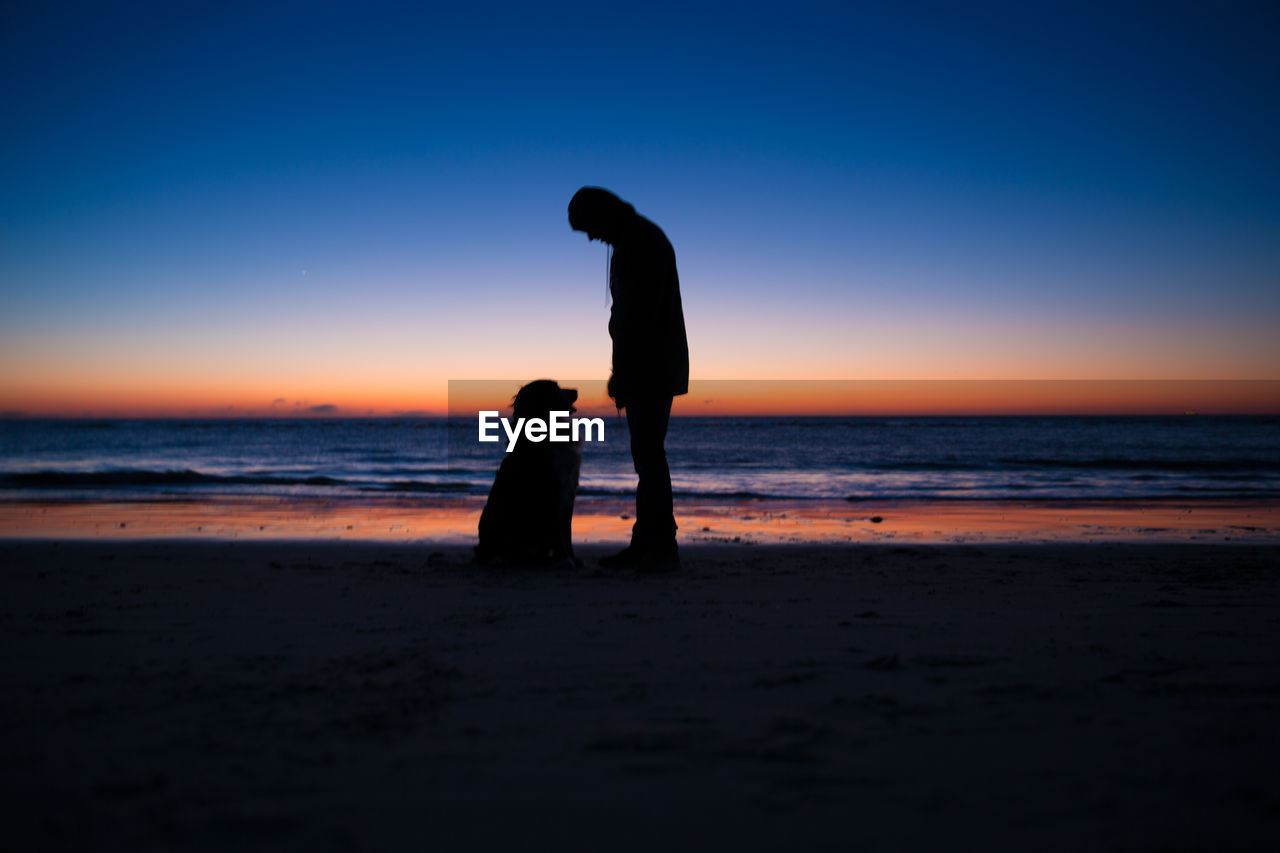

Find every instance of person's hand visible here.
[607,375,626,410]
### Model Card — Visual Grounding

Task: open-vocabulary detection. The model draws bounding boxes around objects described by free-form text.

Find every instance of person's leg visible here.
[599,392,678,569]
[626,392,676,550]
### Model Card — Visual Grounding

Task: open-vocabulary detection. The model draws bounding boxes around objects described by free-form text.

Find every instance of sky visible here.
[2,0,1278,416]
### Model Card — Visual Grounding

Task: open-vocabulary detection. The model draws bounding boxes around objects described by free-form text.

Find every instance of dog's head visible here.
[511,379,578,422]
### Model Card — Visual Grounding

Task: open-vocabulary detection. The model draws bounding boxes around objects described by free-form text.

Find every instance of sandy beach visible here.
[4,496,1278,545]
[3,537,1279,850]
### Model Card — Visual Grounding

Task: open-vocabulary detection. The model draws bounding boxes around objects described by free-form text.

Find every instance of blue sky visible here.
[2,1,1277,413]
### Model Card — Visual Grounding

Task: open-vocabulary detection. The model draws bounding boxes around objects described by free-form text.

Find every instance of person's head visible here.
[568,187,635,244]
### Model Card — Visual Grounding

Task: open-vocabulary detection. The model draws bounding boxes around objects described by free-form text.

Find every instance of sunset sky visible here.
[2,1,1278,416]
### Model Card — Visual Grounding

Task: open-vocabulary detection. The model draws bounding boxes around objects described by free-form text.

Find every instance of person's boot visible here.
[637,542,680,573]
[598,544,644,569]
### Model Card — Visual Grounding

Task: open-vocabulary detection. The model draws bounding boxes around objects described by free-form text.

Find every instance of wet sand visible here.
[3,496,1278,544]
[3,538,1279,850]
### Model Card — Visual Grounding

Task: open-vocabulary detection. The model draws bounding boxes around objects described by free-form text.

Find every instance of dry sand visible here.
[3,539,1279,851]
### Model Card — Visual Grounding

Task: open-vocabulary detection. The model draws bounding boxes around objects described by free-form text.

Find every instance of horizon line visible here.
[3,411,1277,421]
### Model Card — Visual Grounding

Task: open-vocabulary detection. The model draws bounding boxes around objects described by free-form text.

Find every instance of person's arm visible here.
[609,240,671,405]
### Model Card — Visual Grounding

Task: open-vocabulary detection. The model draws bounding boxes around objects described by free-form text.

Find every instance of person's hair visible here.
[568,187,635,235]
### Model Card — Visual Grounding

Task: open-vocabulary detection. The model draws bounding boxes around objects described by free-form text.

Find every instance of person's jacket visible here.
[608,214,689,406]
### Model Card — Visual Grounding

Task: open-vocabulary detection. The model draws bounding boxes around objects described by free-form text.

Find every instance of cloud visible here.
[306,404,339,414]
[271,397,287,405]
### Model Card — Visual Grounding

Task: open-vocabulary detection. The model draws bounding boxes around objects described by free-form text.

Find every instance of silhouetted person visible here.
[569,187,688,571]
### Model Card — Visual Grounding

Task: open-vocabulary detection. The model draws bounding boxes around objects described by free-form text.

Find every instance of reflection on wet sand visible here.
[2,497,1277,544]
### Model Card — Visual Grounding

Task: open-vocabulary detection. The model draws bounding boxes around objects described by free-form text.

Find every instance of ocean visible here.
[1,416,1277,504]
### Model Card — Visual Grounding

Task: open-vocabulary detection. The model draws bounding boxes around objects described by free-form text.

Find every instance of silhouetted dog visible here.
[475,380,581,566]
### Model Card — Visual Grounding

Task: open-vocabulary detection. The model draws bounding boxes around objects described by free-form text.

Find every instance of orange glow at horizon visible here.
[448,379,1280,418]
[2,379,1278,418]
[5,287,1279,419]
